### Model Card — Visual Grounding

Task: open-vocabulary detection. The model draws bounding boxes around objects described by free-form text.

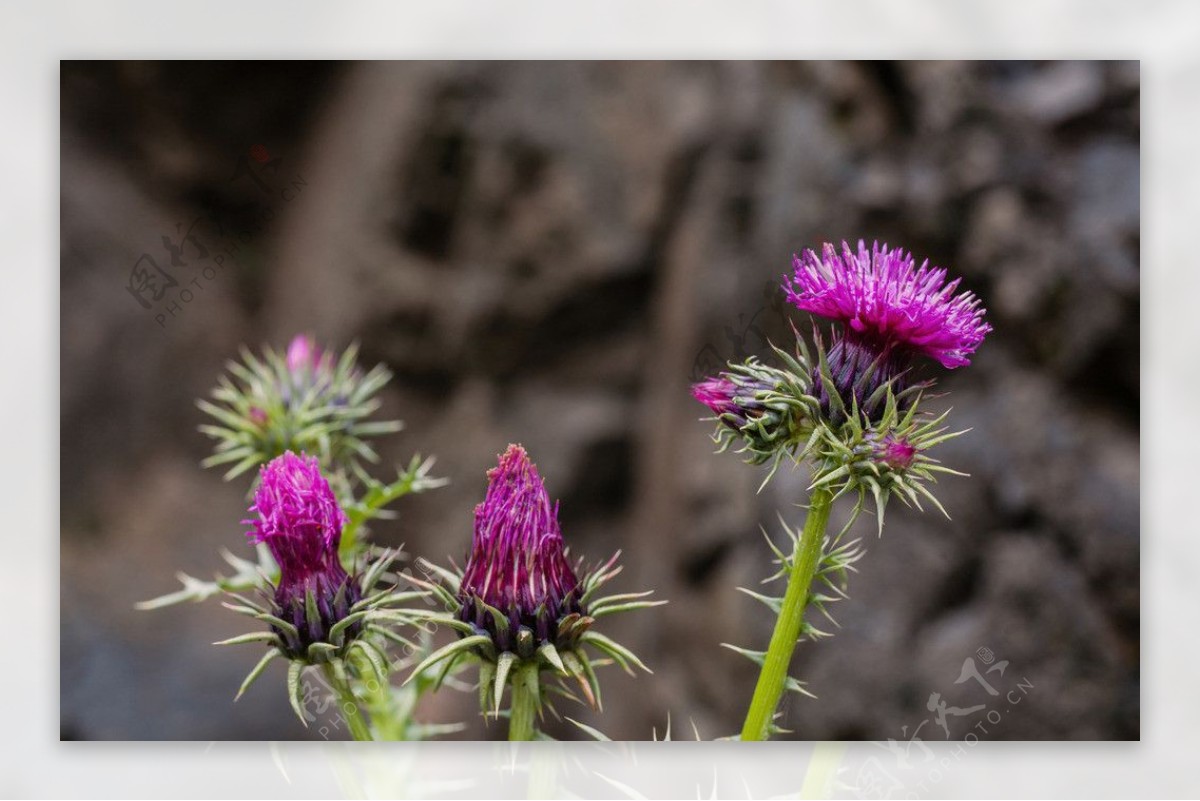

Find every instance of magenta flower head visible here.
[784,241,991,420]
[245,451,360,658]
[458,444,583,657]
[411,445,661,722]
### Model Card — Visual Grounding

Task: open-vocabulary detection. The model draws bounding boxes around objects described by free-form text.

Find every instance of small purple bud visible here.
[286,334,319,373]
[868,432,918,472]
[248,406,269,427]
[691,374,778,429]
[692,376,740,418]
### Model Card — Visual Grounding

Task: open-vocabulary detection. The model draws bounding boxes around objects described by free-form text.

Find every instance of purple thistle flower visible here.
[784,241,991,419]
[459,444,583,655]
[245,451,360,656]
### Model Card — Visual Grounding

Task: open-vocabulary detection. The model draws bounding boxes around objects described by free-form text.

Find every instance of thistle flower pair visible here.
[226,443,658,740]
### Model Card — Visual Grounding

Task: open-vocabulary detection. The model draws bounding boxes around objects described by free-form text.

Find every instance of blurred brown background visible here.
[60,60,1139,741]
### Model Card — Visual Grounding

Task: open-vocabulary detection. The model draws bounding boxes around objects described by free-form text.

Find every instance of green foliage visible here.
[197,341,400,482]
[401,551,665,739]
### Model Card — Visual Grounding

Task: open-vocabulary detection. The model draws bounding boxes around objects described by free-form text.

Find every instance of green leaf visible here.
[287,660,308,726]
[234,648,281,701]
[565,717,612,741]
[580,631,650,675]
[214,631,280,647]
[403,635,491,686]
[352,638,389,683]
[493,651,516,714]
[537,642,566,674]
[306,642,340,662]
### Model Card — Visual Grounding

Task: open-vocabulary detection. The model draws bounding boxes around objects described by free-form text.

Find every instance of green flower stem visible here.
[740,485,833,741]
[323,663,374,741]
[352,651,408,741]
[508,664,538,742]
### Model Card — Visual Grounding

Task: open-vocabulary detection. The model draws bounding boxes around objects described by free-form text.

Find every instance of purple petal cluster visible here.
[286,334,321,373]
[691,374,775,430]
[459,444,581,651]
[868,432,918,471]
[245,451,358,653]
[691,376,740,419]
[785,241,991,369]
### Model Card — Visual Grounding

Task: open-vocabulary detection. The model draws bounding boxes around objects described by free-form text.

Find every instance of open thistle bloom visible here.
[405,445,662,735]
[198,335,402,482]
[784,241,991,421]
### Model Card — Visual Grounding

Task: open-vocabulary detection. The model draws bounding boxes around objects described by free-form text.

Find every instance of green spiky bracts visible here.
[198,335,402,483]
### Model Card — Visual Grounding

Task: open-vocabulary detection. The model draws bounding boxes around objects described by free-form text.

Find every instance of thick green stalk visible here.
[352,650,408,741]
[740,486,833,741]
[323,663,374,741]
[508,664,538,742]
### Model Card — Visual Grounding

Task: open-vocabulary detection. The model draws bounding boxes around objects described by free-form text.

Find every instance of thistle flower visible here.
[458,444,582,655]
[404,445,662,734]
[219,450,421,727]
[243,451,359,656]
[198,337,402,481]
[784,241,991,420]
[691,344,820,481]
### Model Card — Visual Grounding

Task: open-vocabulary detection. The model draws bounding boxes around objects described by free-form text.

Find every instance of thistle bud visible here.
[198,337,402,481]
[867,431,917,472]
[691,352,817,470]
[409,445,661,719]
[459,445,584,657]
[244,451,361,658]
[286,334,320,373]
